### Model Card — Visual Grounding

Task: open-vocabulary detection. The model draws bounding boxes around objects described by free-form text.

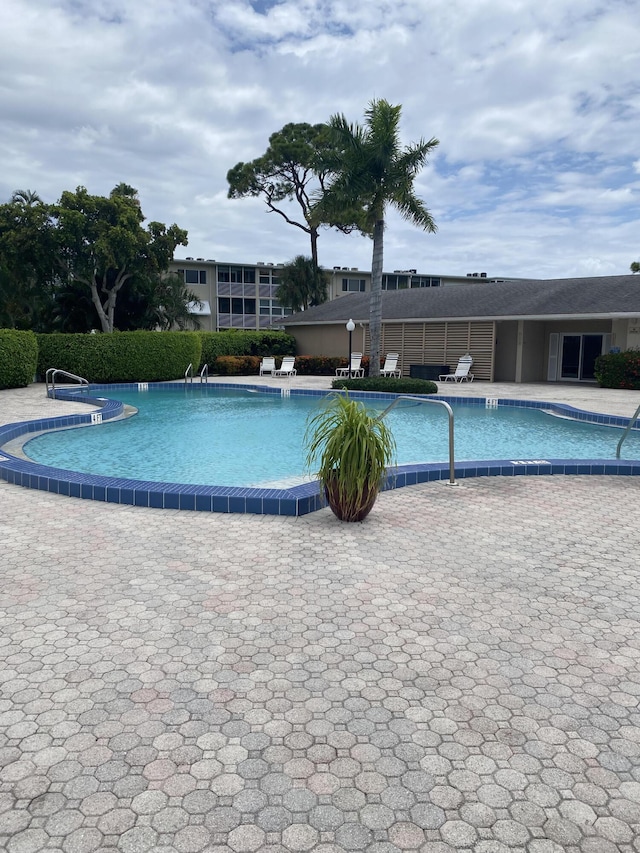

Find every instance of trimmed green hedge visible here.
[332,377,438,395]
[36,332,202,383]
[0,329,38,389]
[198,331,295,369]
[595,350,640,390]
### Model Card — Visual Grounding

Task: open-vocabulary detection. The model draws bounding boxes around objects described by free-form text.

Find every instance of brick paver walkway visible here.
[2,383,640,851]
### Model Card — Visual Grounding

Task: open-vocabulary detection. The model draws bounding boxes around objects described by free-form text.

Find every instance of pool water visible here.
[25,387,640,488]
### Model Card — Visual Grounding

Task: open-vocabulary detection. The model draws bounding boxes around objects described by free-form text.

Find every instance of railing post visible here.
[378,395,457,485]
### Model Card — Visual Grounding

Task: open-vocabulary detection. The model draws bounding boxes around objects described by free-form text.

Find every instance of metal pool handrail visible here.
[200,364,209,384]
[378,395,457,485]
[184,363,193,384]
[45,368,89,399]
[616,401,640,459]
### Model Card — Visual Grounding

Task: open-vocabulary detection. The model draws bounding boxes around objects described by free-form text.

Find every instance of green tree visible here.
[317,100,438,376]
[275,255,328,312]
[0,190,54,330]
[131,272,203,331]
[51,185,188,332]
[10,189,43,207]
[227,122,357,265]
[631,262,640,273]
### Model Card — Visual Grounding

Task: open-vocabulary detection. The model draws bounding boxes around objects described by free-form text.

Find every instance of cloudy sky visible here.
[2,0,639,280]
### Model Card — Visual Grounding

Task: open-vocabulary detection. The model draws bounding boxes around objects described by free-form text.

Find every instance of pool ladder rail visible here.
[45,368,89,399]
[184,363,209,384]
[616,400,640,459]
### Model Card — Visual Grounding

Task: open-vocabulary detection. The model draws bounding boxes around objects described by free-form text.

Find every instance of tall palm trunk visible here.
[369,218,384,377]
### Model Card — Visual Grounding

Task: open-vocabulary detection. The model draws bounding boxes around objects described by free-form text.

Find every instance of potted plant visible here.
[305,392,396,522]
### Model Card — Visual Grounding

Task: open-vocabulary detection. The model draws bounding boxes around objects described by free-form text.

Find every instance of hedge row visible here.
[211,355,393,377]
[595,350,640,390]
[332,376,438,395]
[198,331,295,368]
[0,329,38,389]
[36,332,202,383]
[0,329,296,387]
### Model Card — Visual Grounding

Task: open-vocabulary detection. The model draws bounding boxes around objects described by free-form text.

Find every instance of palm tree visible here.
[10,189,42,207]
[276,255,328,312]
[318,100,438,376]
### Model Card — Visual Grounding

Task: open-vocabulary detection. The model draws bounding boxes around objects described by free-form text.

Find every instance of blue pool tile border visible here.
[1,382,639,517]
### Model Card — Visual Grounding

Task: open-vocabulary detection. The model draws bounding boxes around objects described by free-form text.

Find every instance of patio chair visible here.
[259,357,276,376]
[335,352,364,378]
[274,356,297,377]
[380,352,401,378]
[439,354,474,383]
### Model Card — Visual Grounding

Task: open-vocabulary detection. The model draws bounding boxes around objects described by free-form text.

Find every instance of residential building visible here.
[171,257,513,332]
[282,275,640,383]
[172,258,292,332]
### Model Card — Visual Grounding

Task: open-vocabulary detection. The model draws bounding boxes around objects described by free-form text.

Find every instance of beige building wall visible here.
[494,322,517,381]
[623,317,640,350]
[286,320,496,380]
[288,325,365,357]
[520,322,546,382]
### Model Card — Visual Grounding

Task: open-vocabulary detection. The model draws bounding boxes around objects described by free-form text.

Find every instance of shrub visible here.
[595,350,640,390]
[0,329,38,389]
[198,331,295,369]
[214,355,262,375]
[36,331,202,383]
[332,376,438,395]
[295,355,346,375]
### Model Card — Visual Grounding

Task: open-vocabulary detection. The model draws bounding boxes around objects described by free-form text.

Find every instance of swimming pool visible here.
[23,386,640,487]
[1,382,640,516]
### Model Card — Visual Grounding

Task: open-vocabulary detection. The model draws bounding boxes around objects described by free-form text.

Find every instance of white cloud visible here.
[1,0,639,279]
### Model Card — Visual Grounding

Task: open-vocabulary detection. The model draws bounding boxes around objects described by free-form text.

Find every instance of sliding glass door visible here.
[560,334,603,381]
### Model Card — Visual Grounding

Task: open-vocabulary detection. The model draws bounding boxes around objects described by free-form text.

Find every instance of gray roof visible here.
[284,275,640,325]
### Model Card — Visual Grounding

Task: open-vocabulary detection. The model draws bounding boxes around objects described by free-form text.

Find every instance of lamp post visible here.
[346,318,355,378]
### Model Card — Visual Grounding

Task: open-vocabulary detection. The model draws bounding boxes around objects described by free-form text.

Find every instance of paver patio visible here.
[1,381,640,852]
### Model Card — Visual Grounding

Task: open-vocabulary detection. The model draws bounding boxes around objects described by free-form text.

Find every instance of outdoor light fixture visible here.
[346,318,355,378]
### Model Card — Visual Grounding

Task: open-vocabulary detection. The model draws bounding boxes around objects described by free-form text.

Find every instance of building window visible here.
[259,267,281,285]
[342,278,366,292]
[231,297,243,314]
[218,297,230,314]
[410,276,441,288]
[258,298,293,317]
[382,274,408,290]
[218,266,230,283]
[244,299,256,315]
[184,269,207,285]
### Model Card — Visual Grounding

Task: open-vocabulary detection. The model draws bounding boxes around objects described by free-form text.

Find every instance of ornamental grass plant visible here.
[305,392,396,522]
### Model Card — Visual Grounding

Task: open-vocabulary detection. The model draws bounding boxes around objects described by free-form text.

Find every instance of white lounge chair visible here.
[335,352,364,378]
[274,356,297,377]
[440,354,474,383]
[380,352,401,377]
[259,357,276,376]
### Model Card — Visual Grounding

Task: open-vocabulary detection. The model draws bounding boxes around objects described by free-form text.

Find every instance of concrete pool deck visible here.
[2,380,640,852]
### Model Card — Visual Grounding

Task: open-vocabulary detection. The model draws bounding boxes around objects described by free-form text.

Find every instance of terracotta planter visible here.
[323,474,379,522]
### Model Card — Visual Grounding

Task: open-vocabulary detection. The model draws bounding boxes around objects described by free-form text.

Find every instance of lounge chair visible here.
[335,352,364,378]
[274,356,297,377]
[259,357,276,376]
[380,352,401,377]
[440,354,474,382]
